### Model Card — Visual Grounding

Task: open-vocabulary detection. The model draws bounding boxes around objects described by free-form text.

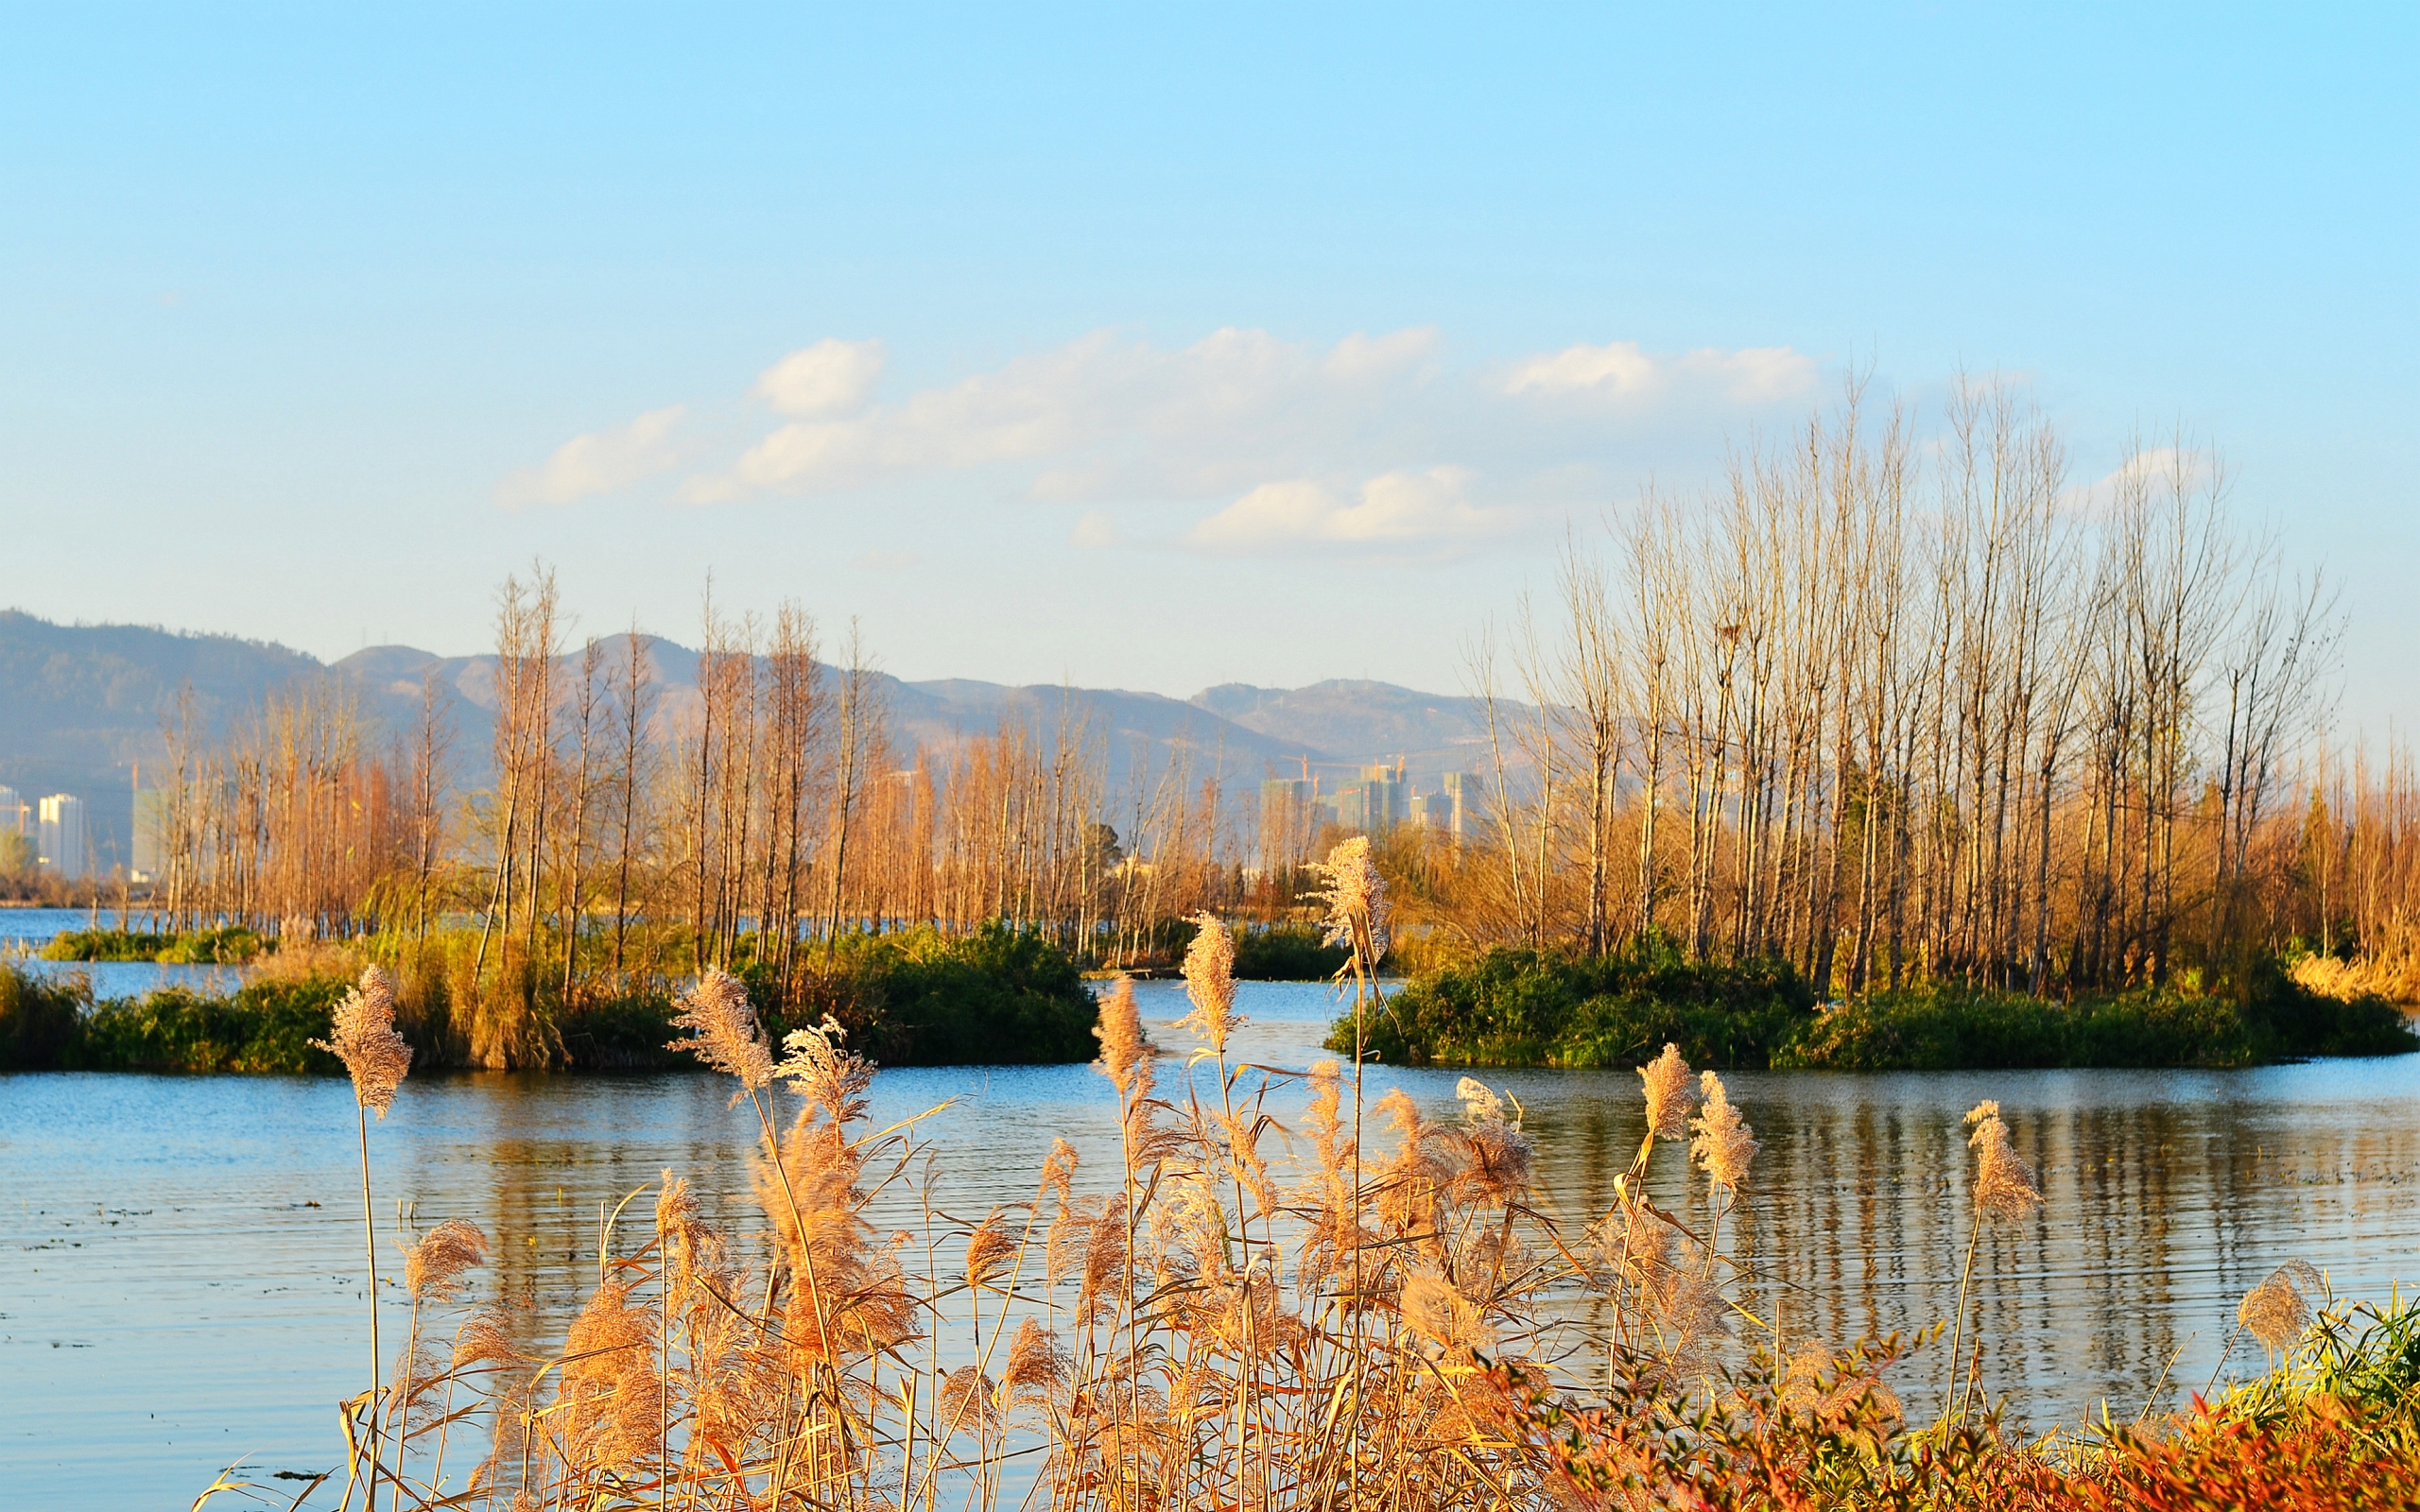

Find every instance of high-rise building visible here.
[1439,771,1470,842]
[1336,785,1368,833]
[39,794,88,880]
[1357,765,1406,833]
[0,784,26,835]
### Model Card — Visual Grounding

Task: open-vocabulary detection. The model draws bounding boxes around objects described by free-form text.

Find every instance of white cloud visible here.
[1322,325,1442,382]
[1677,345,1818,403]
[1501,341,1817,405]
[626,325,1822,554]
[1185,467,1506,553]
[695,325,1464,504]
[755,338,885,417]
[1503,341,1660,399]
[496,404,686,508]
[2063,444,2217,517]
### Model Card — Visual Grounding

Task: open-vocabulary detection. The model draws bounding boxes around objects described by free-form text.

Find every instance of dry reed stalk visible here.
[2198,1257,2330,1400]
[1306,835,1392,1503]
[311,965,411,1512]
[1940,1099,2043,1434]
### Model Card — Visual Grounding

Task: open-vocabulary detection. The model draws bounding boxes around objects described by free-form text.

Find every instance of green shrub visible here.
[42,928,171,961]
[1772,986,2260,1070]
[1340,944,1814,1069]
[67,977,346,1074]
[2231,953,2415,1058]
[40,925,262,963]
[0,964,87,1069]
[1232,924,1350,981]
[795,922,1098,1065]
[555,992,689,1071]
[1357,946,2415,1072]
[155,926,265,964]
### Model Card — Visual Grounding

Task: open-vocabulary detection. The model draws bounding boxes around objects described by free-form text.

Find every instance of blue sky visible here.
[3,5,2413,728]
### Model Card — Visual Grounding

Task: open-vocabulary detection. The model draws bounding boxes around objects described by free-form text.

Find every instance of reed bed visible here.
[208,841,2420,1512]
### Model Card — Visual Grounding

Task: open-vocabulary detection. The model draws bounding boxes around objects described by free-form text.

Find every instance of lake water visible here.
[5,908,2419,1505]
[1,907,250,1001]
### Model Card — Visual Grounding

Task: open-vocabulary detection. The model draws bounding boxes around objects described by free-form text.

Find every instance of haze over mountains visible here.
[1,610,1512,869]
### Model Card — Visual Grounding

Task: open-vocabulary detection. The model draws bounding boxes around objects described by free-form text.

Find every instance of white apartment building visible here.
[0,784,26,835]
[39,793,88,880]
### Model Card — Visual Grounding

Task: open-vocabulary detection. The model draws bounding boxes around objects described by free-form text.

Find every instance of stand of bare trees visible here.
[144,579,1243,1014]
[1454,380,2391,995]
[152,681,407,940]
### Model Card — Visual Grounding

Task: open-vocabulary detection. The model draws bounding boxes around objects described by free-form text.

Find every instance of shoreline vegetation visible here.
[196,859,2420,1512]
[1344,942,2416,1072]
[1,920,1101,1074]
[7,920,2410,1076]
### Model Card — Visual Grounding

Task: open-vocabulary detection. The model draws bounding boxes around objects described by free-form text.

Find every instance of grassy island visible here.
[0,921,1098,1074]
[40,925,265,963]
[1337,945,2414,1071]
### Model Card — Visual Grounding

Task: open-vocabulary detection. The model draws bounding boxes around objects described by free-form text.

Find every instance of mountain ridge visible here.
[0,611,1520,866]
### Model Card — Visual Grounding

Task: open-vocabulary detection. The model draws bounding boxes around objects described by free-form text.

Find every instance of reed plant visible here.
[204,844,2420,1511]
[310,966,415,1512]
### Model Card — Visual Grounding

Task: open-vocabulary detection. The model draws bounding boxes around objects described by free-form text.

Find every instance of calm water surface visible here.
[2,907,250,999]
[4,926,2418,1505]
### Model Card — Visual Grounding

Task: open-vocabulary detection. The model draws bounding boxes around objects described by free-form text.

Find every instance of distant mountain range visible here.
[0,610,1524,868]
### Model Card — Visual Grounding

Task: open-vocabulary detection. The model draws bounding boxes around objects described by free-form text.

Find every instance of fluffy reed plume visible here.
[1040,1136,1078,1207]
[1004,1315,1068,1408]
[1450,1075,1535,1204]
[1965,1100,2043,1223]
[314,965,412,1117]
[652,1172,716,1292]
[756,1044,918,1376]
[1457,1075,1506,1125]
[1691,1070,1758,1194]
[1400,1270,1496,1360]
[1093,973,1151,1100]
[965,1211,1018,1293]
[666,966,772,1095]
[403,1220,487,1304]
[1779,1338,1904,1435]
[1179,911,1240,1054]
[379,1221,493,1461]
[2239,1260,2325,1355]
[553,1280,663,1474]
[1308,833,1390,961]
[774,1012,873,1119]
[1639,1042,1697,1142]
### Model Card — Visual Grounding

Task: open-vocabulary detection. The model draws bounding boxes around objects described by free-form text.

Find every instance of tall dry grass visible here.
[209,843,2411,1512]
